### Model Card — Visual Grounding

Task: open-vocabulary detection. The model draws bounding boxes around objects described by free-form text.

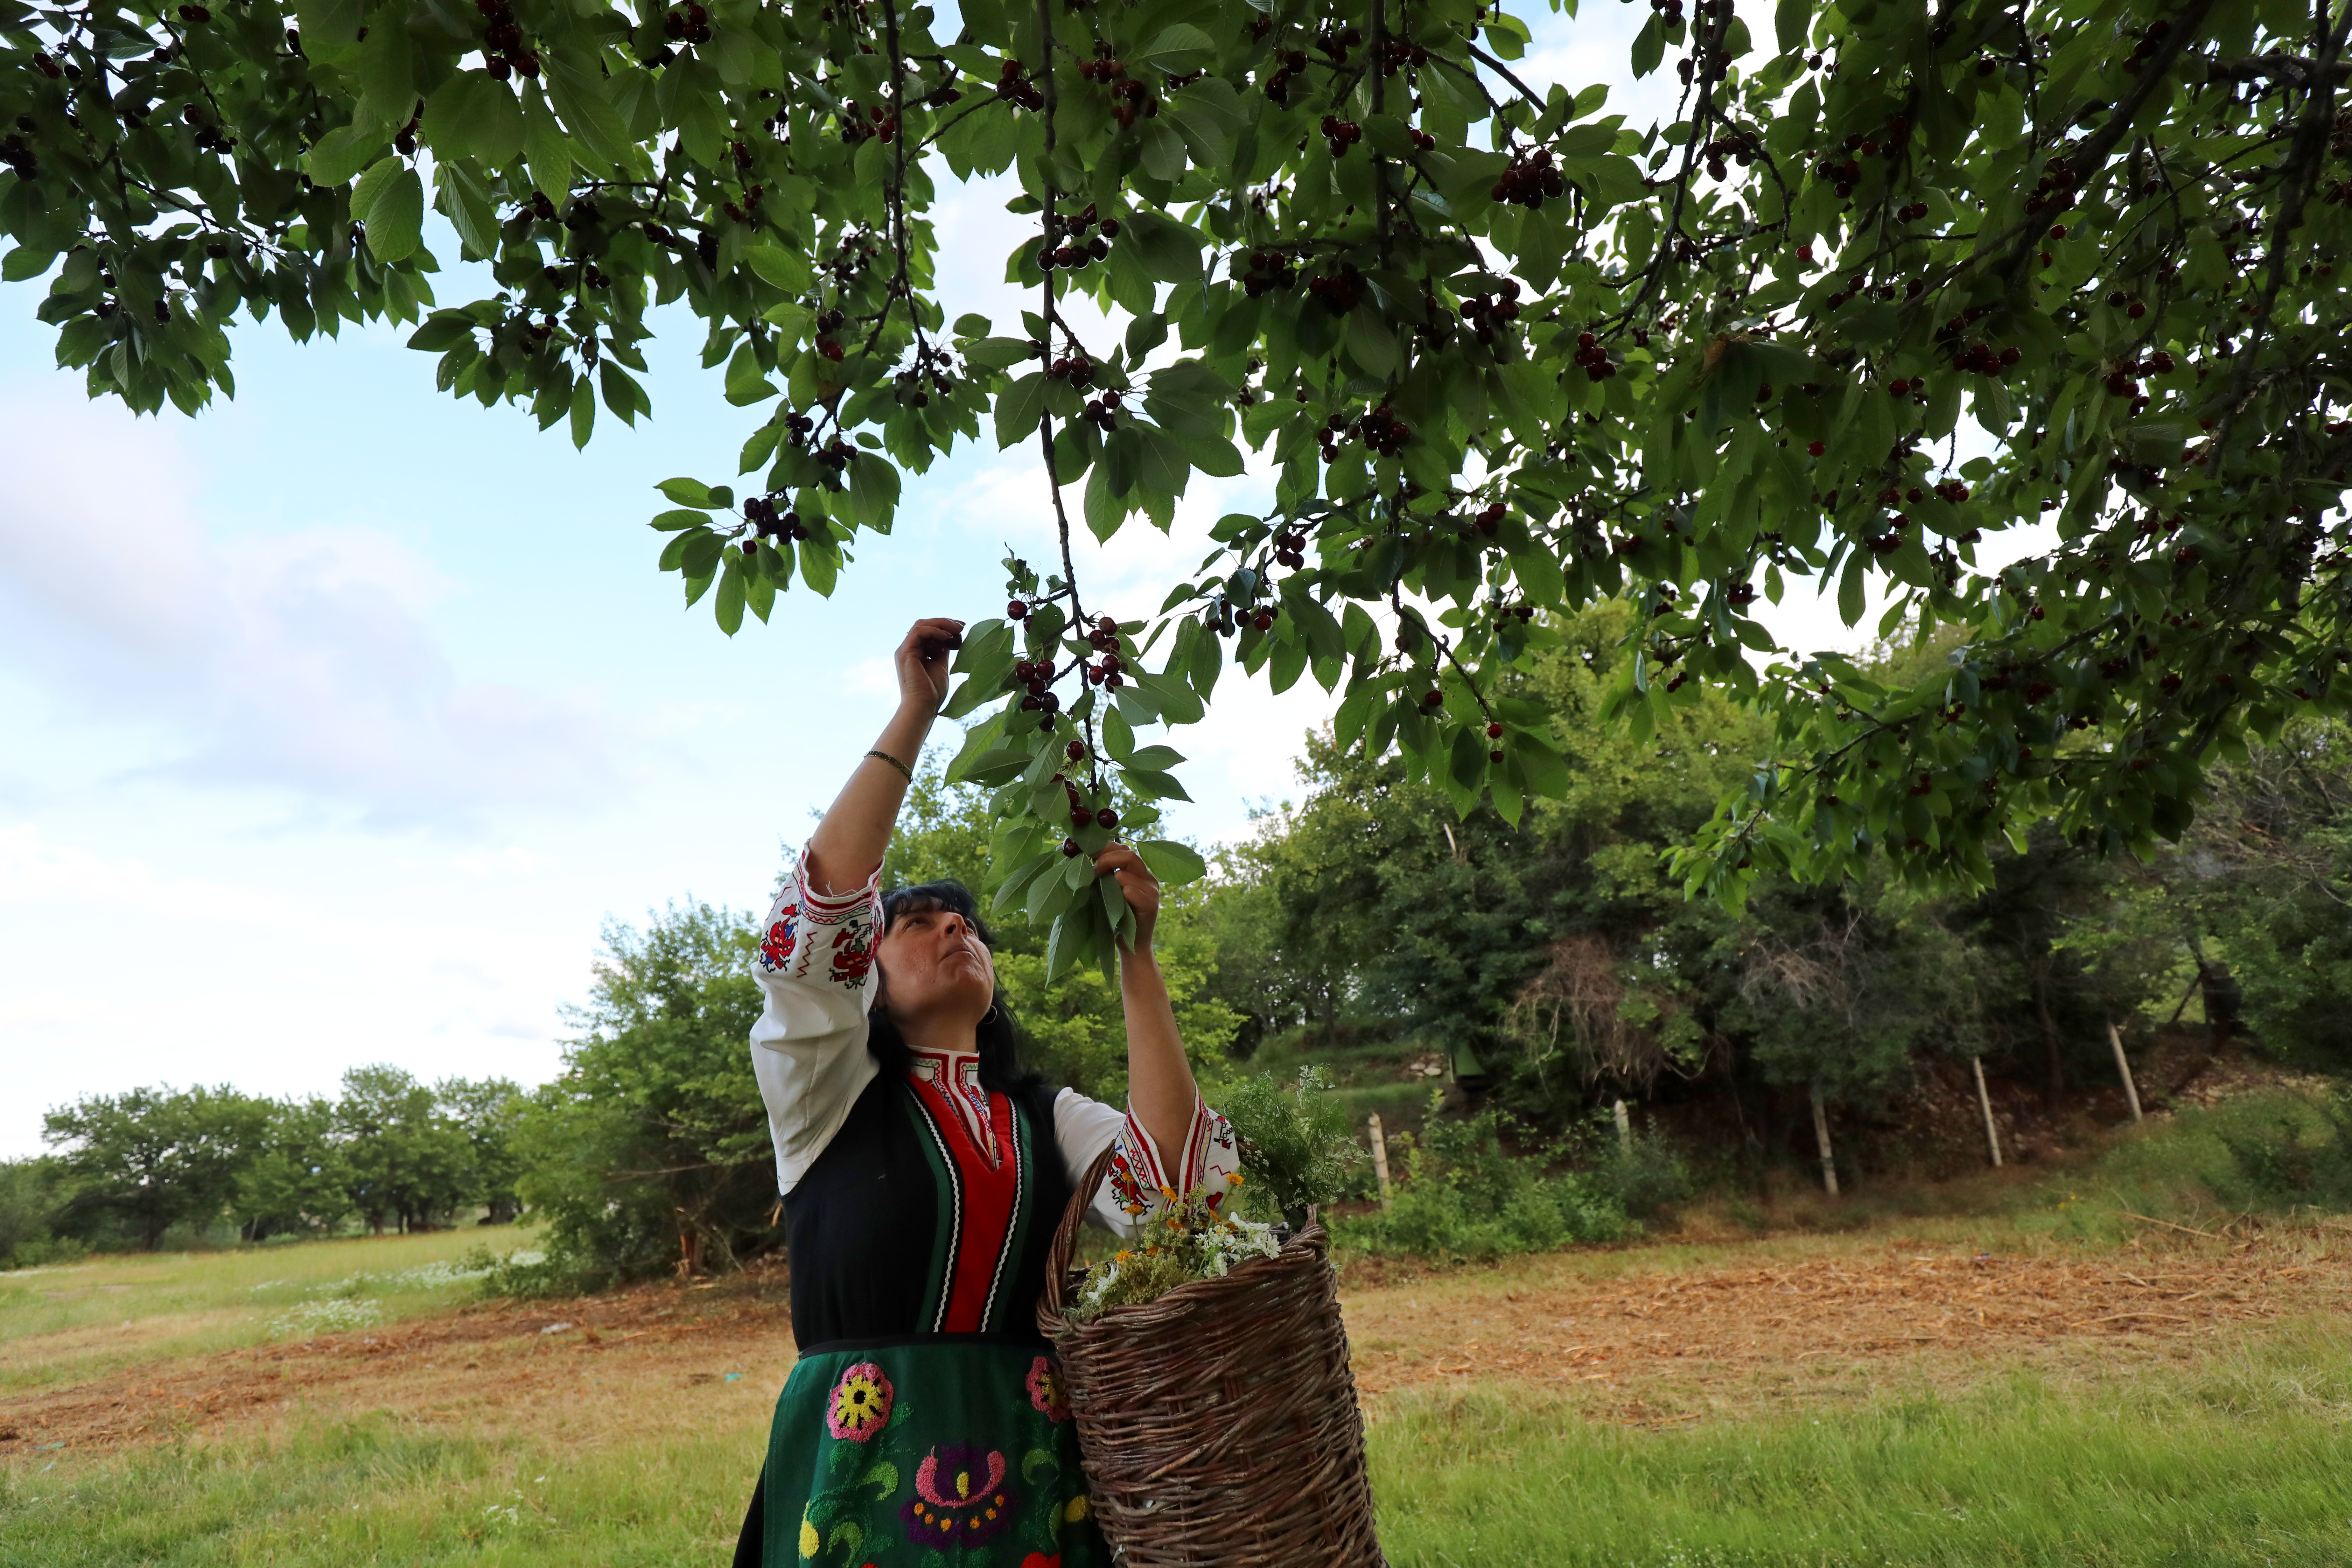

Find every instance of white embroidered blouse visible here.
[749,847,1238,1236]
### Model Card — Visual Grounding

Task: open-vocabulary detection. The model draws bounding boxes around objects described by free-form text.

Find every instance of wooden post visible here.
[1367,1114,1392,1210]
[2107,1020,2144,1123]
[1971,1055,2003,1168]
[1809,1085,1840,1196]
[1612,1098,1632,1154]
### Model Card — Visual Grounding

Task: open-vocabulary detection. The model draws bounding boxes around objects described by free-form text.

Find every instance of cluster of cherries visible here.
[1081,388,1124,432]
[812,307,847,362]
[1320,115,1365,156]
[1042,350,1098,387]
[1042,204,1117,270]
[813,436,856,473]
[781,411,819,447]
[1469,501,1508,538]
[1645,0,1686,26]
[1259,50,1305,106]
[1270,528,1310,569]
[1892,200,1932,222]
[1458,281,1522,346]
[2103,288,2150,320]
[1054,769,1118,854]
[745,493,811,542]
[476,0,541,79]
[660,1,712,43]
[1013,654,1063,719]
[1570,329,1616,381]
[995,58,1046,112]
[0,126,37,180]
[1237,249,1299,297]
[2120,16,2172,70]
[1700,129,1756,182]
[1949,339,2024,375]
[1306,266,1366,315]
[1077,48,1157,127]
[840,101,901,144]
[1376,36,1429,76]
[2021,158,2080,216]
[1490,148,1566,208]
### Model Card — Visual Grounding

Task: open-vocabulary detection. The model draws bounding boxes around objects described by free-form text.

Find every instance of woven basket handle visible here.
[1040,1143,1118,1328]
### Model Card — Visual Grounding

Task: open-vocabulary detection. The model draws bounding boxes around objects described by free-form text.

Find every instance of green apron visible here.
[762,1336,1105,1568]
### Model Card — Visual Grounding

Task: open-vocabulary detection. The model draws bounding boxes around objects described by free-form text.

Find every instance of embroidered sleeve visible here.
[1053,1088,1241,1239]
[747,845,883,1194]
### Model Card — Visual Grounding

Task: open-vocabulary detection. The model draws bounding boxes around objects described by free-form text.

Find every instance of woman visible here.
[734,617,1238,1568]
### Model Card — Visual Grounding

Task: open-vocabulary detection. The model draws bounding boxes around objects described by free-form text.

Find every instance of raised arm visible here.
[804,617,964,896]
[1095,845,1199,1163]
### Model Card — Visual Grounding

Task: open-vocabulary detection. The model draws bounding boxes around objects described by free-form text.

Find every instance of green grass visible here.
[1372,1316,2352,1567]
[7,1317,2350,1567]
[0,1228,543,1397]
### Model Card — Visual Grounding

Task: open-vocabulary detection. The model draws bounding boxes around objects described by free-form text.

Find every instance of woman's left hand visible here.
[1093,844,1160,955]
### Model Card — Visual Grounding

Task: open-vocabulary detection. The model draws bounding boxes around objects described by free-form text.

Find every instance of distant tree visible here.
[0,1157,71,1267]
[436,1076,528,1223]
[514,901,776,1280]
[335,1065,474,1233]
[227,1096,352,1241]
[41,1085,268,1249]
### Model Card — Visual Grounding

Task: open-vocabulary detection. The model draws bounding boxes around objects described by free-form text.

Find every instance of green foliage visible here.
[1336,1098,1636,1262]
[2210,1087,2352,1212]
[10,0,2346,927]
[511,899,776,1286]
[878,753,1240,1100]
[0,1157,82,1269]
[41,1084,271,1250]
[1217,1064,1363,1227]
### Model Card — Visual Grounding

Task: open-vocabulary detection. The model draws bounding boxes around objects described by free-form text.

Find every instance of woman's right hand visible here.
[896,617,965,716]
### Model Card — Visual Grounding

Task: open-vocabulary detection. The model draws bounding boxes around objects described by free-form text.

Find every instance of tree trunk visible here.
[2188,938,2244,1054]
[2030,956,2065,1105]
[1809,1085,1840,1197]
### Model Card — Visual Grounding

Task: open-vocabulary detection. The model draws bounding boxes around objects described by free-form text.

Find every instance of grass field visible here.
[0,1229,546,1401]
[6,1096,2351,1567]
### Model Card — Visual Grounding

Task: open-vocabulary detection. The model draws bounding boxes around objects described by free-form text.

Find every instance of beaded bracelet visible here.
[865,748,915,782]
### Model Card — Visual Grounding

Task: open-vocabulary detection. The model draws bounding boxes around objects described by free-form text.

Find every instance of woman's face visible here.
[875,903,997,1033]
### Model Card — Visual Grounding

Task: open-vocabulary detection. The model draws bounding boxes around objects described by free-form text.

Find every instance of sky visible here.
[0,1,1904,1158]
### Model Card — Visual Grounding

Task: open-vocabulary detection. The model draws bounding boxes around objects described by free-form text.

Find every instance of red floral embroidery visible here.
[1106,1142,1149,1217]
[1025,1355,1070,1422]
[759,904,799,971]
[830,925,876,987]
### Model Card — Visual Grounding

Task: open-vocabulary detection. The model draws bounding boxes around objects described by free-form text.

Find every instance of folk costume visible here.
[733,849,1239,1568]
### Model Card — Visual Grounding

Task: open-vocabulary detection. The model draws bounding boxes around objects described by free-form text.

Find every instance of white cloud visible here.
[0,394,624,829]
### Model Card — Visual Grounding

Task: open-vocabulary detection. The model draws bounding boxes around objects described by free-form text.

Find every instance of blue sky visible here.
[0,2,1901,1157]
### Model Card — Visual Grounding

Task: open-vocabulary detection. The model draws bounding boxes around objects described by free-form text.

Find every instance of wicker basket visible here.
[1036,1150,1385,1567]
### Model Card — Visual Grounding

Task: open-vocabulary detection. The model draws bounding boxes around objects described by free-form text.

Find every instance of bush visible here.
[1591,1127,1696,1224]
[1335,1101,1637,1263]
[0,1157,72,1269]
[2212,1087,2352,1212]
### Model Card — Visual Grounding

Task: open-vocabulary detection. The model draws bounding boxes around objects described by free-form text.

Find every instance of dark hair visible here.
[867,880,1044,1093]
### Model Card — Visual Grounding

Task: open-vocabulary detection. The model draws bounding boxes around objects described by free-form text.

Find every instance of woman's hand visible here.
[1093,844,1160,956]
[896,617,964,716]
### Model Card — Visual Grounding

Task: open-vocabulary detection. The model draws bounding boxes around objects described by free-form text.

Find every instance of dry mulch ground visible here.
[6,1231,2346,1457]
[0,1266,801,1461]
[1343,1229,2352,1416]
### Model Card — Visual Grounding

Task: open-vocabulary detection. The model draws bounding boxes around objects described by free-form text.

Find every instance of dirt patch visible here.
[9,1232,2347,1458]
[0,1265,799,1461]
[1342,1230,2352,1413]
